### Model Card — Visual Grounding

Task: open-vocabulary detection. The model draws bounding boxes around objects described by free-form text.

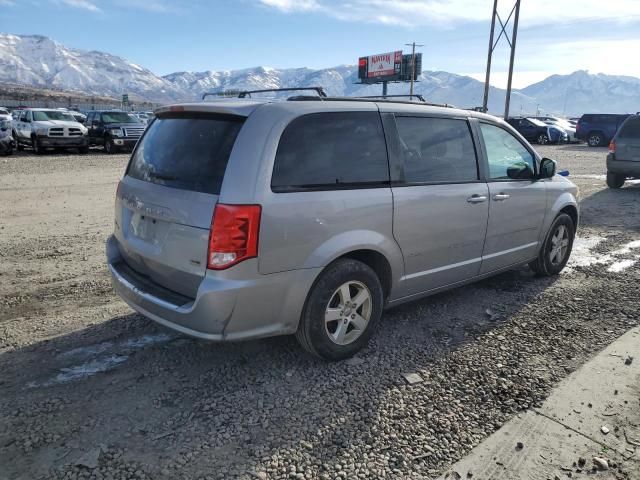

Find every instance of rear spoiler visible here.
[154,102,262,118]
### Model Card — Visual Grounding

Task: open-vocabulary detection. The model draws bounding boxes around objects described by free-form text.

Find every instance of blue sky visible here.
[2,0,640,88]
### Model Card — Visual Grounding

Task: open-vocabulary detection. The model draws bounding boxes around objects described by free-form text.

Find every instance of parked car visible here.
[107,95,579,360]
[606,114,640,188]
[132,112,154,125]
[0,118,14,155]
[86,110,146,153]
[67,110,87,123]
[0,107,11,122]
[12,108,89,154]
[576,113,630,147]
[506,117,568,144]
[537,119,578,143]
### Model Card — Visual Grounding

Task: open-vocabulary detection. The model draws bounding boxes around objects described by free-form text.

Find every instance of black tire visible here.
[104,138,114,154]
[529,213,575,276]
[606,172,625,189]
[13,131,23,151]
[296,258,384,361]
[537,133,549,145]
[32,137,44,155]
[587,132,604,147]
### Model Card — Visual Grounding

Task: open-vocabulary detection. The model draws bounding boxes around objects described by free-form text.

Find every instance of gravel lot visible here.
[1,145,639,480]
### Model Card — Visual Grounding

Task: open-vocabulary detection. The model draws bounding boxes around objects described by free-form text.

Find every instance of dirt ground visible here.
[0,144,639,480]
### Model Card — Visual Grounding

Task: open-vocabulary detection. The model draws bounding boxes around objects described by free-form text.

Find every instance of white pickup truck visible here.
[13,108,89,154]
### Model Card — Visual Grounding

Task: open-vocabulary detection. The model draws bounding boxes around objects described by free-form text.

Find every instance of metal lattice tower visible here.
[482,0,521,118]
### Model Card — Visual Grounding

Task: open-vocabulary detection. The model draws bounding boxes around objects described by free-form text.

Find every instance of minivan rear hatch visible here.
[616,116,640,162]
[114,110,246,298]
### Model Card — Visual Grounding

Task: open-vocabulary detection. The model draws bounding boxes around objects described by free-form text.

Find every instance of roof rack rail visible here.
[202,90,244,100]
[237,87,327,99]
[357,94,427,102]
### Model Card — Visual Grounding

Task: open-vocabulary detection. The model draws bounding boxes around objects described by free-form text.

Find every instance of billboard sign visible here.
[358,51,402,82]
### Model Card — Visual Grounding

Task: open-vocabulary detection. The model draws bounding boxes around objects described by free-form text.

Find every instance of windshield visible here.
[32,110,76,122]
[0,119,10,129]
[527,118,547,127]
[101,112,139,123]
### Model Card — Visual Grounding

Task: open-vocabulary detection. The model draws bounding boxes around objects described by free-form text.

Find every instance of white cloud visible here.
[59,0,100,12]
[259,0,319,12]
[257,0,640,27]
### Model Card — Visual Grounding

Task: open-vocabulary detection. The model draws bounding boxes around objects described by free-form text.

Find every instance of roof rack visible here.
[238,87,327,99]
[356,94,427,102]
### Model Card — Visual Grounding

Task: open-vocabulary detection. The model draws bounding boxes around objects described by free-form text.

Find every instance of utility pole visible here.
[405,42,424,99]
[482,0,521,117]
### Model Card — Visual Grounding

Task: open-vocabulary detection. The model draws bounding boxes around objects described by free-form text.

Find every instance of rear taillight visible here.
[207,204,261,270]
[609,140,616,154]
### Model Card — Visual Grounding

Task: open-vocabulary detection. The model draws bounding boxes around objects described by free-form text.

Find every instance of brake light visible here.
[609,140,616,154]
[207,204,261,270]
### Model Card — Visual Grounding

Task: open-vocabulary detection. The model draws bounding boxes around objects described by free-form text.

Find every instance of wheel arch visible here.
[300,230,404,301]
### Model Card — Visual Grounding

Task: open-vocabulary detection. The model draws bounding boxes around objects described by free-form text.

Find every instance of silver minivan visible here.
[107,93,579,360]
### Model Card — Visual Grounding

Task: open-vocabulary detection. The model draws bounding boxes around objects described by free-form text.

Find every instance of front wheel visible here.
[529,213,575,276]
[537,133,549,145]
[32,137,44,155]
[104,138,114,154]
[296,259,384,360]
[606,172,625,189]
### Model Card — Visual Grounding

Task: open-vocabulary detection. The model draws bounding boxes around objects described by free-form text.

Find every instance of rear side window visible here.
[618,117,640,138]
[127,113,244,195]
[395,116,478,183]
[271,112,389,191]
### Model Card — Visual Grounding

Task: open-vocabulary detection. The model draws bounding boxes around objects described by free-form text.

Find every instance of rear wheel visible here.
[529,213,575,276]
[606,172,625,189]
[296,259,384,360]
[587,132,604,147]
[537,133,549,145]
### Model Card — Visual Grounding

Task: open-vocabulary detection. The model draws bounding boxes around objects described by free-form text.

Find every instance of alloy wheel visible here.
[549,225,569,265]
[324,281,372,345]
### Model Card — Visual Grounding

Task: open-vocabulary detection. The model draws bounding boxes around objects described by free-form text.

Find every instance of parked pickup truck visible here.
[86,110,146,154]
[13,108,89,154]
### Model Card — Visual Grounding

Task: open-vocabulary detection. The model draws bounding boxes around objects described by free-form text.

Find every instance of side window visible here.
[271,112,389,190]
[395,116,478,183]
[87,112,94,123]
[480,123,535,180]
[20,111,28,122]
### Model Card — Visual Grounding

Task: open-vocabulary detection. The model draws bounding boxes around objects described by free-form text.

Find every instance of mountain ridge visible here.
[1,33,638,115]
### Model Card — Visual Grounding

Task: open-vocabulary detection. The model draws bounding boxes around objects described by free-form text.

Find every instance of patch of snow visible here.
[607,259,638,273]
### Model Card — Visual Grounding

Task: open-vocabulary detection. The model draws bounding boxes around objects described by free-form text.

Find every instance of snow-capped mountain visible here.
[1,33,638,115]
[162,66,537,113]
[0,34,182,101]
[520,70,640,116]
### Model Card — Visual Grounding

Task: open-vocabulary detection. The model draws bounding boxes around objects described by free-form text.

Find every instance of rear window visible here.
[618,117,640,139]
[271,112,389,191]
[127,113,244,195]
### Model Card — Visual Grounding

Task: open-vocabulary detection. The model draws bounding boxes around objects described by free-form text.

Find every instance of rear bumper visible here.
[106,235,321,341]
[607,154,640,177]
[39,136,88,147]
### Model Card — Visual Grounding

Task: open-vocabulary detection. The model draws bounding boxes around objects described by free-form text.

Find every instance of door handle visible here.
[467,194,488,204]
[493,193,510,201]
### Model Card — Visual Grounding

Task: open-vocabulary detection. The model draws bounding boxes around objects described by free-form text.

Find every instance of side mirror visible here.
[507,163,534,180]
[539,157,557,179]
